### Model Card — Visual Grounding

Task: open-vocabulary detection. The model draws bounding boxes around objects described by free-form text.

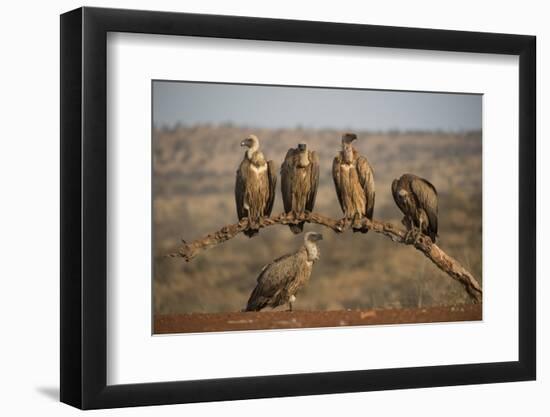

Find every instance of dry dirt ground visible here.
[154,304,481,334]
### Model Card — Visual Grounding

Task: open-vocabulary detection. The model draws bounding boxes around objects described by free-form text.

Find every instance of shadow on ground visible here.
[36,386,59,401]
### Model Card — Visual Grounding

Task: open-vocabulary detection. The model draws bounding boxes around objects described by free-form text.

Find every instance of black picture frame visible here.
[60,6,536,410]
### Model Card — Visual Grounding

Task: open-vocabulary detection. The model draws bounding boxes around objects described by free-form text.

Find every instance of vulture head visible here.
[298,143,307,152]
[341,133,358,145]
[305,231,323,243]
[396,187,412,208]
[241,134,260,150]
[341,133,357,163]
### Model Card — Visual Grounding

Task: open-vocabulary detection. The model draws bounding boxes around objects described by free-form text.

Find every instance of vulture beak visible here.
[240,140,247,147]
[314,233,323,241]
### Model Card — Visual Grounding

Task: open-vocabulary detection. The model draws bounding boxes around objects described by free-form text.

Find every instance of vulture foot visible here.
[409,227,425,244]
[336,218,347,230]
[351,213,369,233]
[405,228,418,244]
[351,213,361,231]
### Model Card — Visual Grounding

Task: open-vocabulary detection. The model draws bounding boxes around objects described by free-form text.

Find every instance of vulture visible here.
[332,133,375,231]
[391,173,438,243]
[245,232,323,312]
[235,135,277,238]
[280,143,320,234]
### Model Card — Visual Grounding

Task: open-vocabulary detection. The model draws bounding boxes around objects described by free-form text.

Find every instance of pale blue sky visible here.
[153,81,482,132]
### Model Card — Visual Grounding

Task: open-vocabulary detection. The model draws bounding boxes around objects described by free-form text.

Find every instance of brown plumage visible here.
[245,232,323,312]
[392,173,438,242]
[280,143,320,234]
[235,135,277,237]
[332,133,375,232]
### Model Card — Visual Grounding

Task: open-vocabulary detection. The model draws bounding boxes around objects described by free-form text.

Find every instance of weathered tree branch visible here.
[167,212,482,304]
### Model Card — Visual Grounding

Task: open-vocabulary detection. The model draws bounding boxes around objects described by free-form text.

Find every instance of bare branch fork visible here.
[167,212,482,303]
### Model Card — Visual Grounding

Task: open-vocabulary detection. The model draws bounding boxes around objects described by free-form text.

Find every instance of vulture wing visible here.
[332,155,345,213]
[246,252,297,311]
[410,177,438,238]
[266,160,277,216]
[235,158,249,221]
[280,149,295,214]
[356,156,376,219]
[305,151,320,212]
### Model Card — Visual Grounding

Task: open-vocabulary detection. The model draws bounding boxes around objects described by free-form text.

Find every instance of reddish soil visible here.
[154,304,481,334]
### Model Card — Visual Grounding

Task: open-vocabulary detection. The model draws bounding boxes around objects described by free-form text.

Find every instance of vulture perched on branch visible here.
[235,135,277,237]
[280,143,320,234]
[332,133,375,231]
[245,232,323,312]
[392,173,439,243]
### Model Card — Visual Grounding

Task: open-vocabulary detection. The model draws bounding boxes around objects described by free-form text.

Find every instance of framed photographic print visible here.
[60,6,536,409]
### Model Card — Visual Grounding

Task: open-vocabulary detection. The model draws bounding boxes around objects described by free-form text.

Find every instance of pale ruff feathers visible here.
[305,240,320,263]
[340,161,366,217]
[244,151,268,217]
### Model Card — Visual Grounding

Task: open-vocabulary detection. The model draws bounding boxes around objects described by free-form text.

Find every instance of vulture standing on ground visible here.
[391,173,439,243]
[280,143,320,234]
[235,135,277,237]
[245,232,323,312]
[332,133,375,231]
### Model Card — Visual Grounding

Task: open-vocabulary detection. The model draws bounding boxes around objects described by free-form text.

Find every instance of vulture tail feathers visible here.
[351,216,369,234]
[289,222,304,234]
[244,298,264,312]
[352,225,369,234]
[245,288,269,311]
[244,229,258,238]
[244,222,260,238]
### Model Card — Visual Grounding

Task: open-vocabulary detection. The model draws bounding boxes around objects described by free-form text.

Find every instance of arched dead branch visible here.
[167,212,482,303]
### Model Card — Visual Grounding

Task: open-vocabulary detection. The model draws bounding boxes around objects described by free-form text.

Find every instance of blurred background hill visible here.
[153,125,482,314]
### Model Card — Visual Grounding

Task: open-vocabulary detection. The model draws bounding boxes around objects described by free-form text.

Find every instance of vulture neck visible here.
[246,142,260,160]
[343,144,355,164]
[298,151,310,168]
[304,241,319,262]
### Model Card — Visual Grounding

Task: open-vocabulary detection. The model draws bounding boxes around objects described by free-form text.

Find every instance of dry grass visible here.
[153,125,482,314]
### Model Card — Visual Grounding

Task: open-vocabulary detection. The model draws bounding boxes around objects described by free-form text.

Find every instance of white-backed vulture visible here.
[332,133,375,232]
[280,143,320,234]
[392,173,438,243]
[235,135,277,238]
[245,232,323,312]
